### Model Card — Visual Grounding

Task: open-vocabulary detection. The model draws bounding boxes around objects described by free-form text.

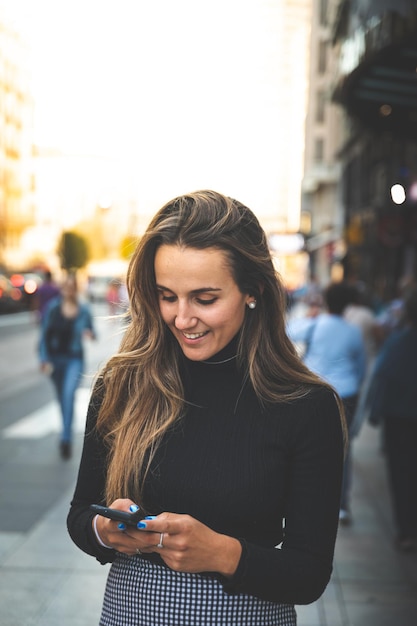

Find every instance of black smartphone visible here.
[90,504,146,526]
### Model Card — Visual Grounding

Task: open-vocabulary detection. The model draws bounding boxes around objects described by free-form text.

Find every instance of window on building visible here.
[316,90,326,123]
[318,41,327,74]
[314,138,324,163]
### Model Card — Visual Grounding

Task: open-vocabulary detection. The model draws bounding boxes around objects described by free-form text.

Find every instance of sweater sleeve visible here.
[66,379,117,565]
[224,388,344,605]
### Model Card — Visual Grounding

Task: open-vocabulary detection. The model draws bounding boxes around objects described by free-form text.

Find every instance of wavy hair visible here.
[97,190,345,503]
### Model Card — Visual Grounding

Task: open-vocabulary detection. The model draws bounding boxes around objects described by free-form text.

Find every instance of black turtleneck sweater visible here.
[67,342,344,606]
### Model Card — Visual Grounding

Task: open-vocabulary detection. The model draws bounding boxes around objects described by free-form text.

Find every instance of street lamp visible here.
[390,184,406,205]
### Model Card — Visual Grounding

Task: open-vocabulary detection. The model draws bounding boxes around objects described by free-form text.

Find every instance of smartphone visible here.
[90,504,146,526]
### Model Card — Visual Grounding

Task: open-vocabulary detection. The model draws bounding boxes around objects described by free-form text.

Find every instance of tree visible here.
[58,231,89,272]
[120,235,139,260]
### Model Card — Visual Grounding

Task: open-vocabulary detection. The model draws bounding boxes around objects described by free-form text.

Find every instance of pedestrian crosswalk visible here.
[2,386,92,439]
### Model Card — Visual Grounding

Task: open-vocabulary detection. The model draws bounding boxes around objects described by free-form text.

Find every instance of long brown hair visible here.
[97,190,345,503]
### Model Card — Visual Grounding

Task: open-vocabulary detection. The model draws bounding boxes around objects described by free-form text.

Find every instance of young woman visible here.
[39,273,96,459]
[67,190,345,625]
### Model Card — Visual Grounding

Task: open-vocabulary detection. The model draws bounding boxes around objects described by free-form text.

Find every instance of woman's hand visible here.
[135,512,242,578]
[93,498,147,553]
[93,503,242,578]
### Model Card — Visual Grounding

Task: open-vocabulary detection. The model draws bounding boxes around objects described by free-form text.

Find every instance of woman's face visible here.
[61,277,77,298]
[154,245,252,361]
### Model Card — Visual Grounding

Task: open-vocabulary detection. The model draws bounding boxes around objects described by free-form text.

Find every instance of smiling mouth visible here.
[182,331,208,340]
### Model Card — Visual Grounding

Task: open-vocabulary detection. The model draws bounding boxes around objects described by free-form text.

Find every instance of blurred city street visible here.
[0,305,417,625]
[0,1,416,622]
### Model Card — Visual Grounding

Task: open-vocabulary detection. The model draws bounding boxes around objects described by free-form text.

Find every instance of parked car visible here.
[7,272,44,311]
[0,274,25,313]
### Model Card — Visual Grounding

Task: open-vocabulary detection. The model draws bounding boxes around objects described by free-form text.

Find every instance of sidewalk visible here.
[0,423,416,625]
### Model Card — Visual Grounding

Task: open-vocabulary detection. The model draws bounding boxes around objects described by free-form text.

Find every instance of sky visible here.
[2,0,306,228]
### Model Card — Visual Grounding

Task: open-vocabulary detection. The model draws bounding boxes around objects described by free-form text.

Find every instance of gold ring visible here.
[136,547,142,555]
[157,532,164,548]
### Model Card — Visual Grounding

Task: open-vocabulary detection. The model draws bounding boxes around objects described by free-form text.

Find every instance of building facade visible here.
[302,0,347,286]
[332,0,417,301]
[0,12,34,270]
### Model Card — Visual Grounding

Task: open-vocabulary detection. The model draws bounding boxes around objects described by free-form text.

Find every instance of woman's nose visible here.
[174,302,197,329]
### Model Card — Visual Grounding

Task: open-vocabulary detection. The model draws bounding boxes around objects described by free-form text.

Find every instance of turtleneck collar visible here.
[184,333,240,366]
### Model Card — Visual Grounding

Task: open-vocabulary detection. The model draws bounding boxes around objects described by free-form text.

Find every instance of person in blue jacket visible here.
[39,273,96,459]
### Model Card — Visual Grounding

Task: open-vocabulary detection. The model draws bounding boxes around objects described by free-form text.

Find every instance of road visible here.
[0,305,124,533]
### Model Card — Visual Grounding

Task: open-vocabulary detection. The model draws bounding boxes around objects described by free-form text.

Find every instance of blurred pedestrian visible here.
[287,277,323,323]
[344,283,379,437]
[366,287,417,552]
[67,190,345,626]
[288,281,366,525]
[284,289,323,358]
[303,291,324,320]
[106,279,121,316]
[39,273,96,459]
[34,270,60,322]
[118,279,129,311]
[374,277,416,346]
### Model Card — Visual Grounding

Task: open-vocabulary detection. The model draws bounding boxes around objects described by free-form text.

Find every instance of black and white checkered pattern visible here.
[100,554,296,625]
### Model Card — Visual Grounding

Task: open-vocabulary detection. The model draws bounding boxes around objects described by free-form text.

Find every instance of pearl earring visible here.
[248,301,256,309]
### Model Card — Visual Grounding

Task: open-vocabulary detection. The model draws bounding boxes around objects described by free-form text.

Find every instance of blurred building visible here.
[259,0,313,291]
[31,147,138,271]
[332,0,417,301]
[264,0,312,235]
[0,10,34,270]
[302,0,347,285]
[0,1,318,282]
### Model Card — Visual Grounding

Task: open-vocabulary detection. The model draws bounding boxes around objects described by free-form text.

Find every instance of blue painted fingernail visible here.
[118,522,126,530]
[137,521,147,529]
[129,504,140,512]
[145,516,156,520]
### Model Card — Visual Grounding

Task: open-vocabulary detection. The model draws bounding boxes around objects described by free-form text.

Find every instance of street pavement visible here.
[1,314,417,624]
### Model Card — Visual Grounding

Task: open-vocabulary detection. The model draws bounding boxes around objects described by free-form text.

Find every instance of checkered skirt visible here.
[100,554,297,625]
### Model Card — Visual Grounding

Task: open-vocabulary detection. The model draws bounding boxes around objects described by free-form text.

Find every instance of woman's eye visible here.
[160,294,176,303]
[197,298,217,305]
